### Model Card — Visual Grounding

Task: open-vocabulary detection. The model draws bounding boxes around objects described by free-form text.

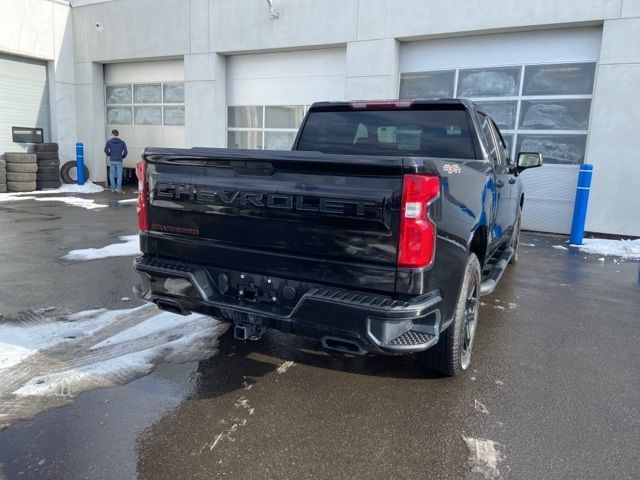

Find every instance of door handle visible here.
[496,180,504,188]
[508,178,516,184]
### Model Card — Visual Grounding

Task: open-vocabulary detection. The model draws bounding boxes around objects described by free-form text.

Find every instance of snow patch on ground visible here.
[63,235,140,261]
[474,399,490,414]
[0,309,113,373]
[0,304,227,429]
[552,245,568,250]
[0,182,106,209]
[40,181,104,194]
[0,182,103,202]
[463,436,505,479]
[34,196,107,210]
[276,360,294,374]
[573,238,640,260]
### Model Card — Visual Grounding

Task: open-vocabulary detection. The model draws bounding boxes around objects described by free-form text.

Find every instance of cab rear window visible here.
[296,108,476,159]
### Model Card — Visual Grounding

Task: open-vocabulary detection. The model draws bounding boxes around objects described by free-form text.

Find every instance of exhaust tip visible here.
[155,299,188,316]
[321,336,366,356]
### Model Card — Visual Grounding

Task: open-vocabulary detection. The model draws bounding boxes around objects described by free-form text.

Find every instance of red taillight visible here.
[397,174,440,268]
[136,160,148,232]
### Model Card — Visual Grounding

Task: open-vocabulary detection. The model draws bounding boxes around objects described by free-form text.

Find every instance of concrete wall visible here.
[0,0,77,163]
[585,16,640,236]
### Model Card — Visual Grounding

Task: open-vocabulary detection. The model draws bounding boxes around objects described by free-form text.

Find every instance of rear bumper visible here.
[134,255,442,354]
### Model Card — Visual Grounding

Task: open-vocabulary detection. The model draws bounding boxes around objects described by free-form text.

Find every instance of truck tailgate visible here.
[143,148,404,293]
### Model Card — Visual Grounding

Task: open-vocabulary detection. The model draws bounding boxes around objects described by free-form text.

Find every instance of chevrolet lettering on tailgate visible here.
[154,182,383,218]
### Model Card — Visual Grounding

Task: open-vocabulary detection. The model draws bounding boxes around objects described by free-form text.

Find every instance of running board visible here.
[480,247,514,296]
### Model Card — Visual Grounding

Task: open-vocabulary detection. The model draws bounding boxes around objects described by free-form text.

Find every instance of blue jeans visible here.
[109,161,123,191]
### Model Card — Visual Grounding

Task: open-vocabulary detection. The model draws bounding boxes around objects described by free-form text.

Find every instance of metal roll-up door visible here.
[0,53,50,154]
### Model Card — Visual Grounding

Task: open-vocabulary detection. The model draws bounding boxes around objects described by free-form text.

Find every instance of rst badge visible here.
[443,164,462,174]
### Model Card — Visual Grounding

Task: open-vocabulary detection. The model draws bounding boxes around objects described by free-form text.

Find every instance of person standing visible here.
[104,129,128,193]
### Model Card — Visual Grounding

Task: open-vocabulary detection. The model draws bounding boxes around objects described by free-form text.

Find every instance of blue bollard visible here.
[75,142,85,186]
[569,163,593,245]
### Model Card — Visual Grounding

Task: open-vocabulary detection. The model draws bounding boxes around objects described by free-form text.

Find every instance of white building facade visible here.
[1,0,639,236]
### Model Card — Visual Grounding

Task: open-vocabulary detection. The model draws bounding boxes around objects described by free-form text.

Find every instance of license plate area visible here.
[237,274,278,304]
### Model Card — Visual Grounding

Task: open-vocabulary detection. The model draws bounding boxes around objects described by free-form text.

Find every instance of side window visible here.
[477,113,498,167]
[489,120,509,171]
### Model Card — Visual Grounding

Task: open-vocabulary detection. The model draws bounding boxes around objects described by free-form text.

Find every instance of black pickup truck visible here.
[134,99,542,376]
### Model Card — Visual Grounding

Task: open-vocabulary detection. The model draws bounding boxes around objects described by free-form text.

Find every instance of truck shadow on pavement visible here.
[196,325,444,391]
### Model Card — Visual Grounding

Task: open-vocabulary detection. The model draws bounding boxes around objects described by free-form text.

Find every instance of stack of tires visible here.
[4,153,38,192]
[0,157,6,193]
[34,143,61,190]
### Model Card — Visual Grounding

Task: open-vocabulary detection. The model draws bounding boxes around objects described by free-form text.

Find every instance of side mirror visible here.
[516,152,543,172]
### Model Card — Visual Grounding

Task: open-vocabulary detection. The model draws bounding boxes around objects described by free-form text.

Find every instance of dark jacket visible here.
[104,137,128,162]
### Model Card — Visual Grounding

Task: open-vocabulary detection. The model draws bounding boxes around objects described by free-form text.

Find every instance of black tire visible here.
[37,165,60,175]
[420,254,481,376]
[37,173,60,182]
[4,153,37,164]
[37,159,60,168]
[7,172,36,182]
[37,181,61,190]
[509,208,522,265]
[36,151,59,160]
[33,143,58,153]
[60,161,90,184]
[7,181,36,192]
[0,184,6,193]
[6,163,38,173]
[0,158,5,168]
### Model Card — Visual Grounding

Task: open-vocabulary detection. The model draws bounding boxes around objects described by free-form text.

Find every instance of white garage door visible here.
[226,48,345,150]
[0,53,50,154]
[104,59,185,168]
[399,27,602,234]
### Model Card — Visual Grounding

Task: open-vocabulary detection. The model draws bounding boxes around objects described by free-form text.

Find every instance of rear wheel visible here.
[420,253,481,376]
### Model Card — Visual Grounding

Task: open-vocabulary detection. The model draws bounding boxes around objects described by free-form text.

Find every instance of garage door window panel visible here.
[107,107,133,125]
[458,67,521,97]
[516,134,587,165]
[106,85,132,105]
[163,106,185,126]
[265,106,304,129]
[163,83,184,104]
[519,99,591,130]
[135,106,162,126]
[523,63,596,96]
[399,71,455,98]
[228,106,263,128]
[227,105,305,150]
[475,101,517,130]
[134,84,162,104]
[228,130,263,149]
[265,131,297,150]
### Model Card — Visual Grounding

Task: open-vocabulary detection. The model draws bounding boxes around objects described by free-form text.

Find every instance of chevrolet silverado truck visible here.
[133,99,542,376]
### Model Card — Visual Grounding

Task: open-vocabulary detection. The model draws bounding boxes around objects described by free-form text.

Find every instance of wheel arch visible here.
[469,225,488,268]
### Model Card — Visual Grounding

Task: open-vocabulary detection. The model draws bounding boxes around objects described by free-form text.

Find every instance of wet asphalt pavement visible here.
[0,189,639,479]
